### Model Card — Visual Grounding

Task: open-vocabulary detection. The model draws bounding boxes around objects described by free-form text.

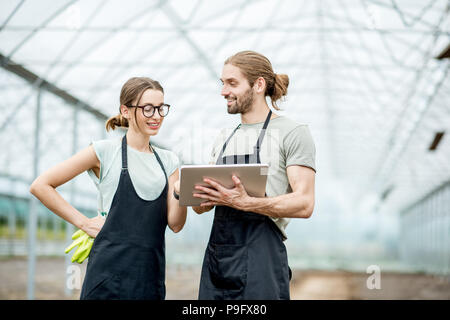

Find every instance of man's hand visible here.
[193,175,251,211]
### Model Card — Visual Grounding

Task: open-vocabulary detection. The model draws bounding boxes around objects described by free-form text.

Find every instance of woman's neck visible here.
[126,129,152,153]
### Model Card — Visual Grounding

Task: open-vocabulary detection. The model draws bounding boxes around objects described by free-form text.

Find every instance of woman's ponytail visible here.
[105,113,129,131]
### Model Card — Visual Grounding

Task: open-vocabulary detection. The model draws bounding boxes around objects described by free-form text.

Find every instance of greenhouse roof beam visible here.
[0,53,107,134]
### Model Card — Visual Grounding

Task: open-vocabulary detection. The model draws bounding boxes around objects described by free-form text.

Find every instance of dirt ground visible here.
[0,257,449,300]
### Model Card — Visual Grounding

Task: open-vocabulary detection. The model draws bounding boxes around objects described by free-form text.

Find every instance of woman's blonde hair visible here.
[224,50,289,110]
[105,77,164,131]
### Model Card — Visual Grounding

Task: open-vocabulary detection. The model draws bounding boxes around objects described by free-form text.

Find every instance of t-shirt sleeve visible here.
[87,139,115,183]
[283,125,316,172]
[166,151,180,177]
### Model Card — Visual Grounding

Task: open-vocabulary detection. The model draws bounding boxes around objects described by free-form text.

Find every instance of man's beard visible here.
[227,88,254,114]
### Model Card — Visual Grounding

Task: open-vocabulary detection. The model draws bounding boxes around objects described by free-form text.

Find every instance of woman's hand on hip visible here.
[82,215,105,238]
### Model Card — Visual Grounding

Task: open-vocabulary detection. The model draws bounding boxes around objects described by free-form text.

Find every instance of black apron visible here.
[80,135,168,300]
[198,110,291,300]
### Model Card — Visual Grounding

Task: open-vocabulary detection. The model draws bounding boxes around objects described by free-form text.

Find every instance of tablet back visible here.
[179,164,269,206]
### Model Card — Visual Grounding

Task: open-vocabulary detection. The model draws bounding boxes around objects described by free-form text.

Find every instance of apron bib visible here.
[199,111,291,300]
[80,135,168,300]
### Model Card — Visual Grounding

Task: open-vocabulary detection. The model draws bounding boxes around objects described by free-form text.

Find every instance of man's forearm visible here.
[241,192,313,219]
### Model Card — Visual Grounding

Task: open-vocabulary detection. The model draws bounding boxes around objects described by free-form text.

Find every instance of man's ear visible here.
[253,77,266,94]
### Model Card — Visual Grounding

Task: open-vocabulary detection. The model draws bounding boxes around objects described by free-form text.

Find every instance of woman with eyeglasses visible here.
[30,77,187,300]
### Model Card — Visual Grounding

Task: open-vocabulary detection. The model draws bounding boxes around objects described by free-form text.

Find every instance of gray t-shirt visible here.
[210,115,316,240]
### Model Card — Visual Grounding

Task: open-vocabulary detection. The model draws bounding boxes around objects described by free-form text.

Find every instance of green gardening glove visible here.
[64,229,94,264]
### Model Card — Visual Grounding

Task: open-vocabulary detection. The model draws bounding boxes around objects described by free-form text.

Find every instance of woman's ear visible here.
[120,105,129,119]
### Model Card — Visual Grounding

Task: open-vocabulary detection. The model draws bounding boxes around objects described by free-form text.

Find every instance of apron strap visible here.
[255,110,272,153]
[217,110,272,163]
[121,135,128,170]
[216,123,241,161]
[255,110,272,163]
[121,135,168,187]
[150,143,168,187]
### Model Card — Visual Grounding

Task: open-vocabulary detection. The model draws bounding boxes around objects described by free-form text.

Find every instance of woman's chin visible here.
[146,128,160,136]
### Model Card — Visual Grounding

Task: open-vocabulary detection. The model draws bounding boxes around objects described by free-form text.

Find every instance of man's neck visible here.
[241,100,278,124]
[241,100,273,124]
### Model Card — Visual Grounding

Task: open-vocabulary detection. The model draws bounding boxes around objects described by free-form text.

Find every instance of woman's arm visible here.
[29,145,105,238]
[166,169,187,233]
[192,205,214,214]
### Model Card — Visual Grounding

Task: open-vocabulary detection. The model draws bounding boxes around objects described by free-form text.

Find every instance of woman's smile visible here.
[146,121,160,129]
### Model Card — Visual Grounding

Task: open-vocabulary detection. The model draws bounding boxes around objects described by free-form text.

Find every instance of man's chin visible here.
[227,105,239,114]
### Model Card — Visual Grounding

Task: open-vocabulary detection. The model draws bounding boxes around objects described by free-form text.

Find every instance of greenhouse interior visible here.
[0,0,449,300]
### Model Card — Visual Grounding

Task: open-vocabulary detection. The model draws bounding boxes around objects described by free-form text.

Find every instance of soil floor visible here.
[1,257,449,300]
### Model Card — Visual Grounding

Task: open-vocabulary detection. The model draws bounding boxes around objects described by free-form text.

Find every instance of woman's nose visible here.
[152,109,162,120]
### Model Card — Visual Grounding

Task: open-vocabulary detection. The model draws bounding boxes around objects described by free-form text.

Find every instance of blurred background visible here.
[0,0,449,300]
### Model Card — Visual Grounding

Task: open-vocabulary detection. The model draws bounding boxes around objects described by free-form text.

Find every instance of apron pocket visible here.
[208,244,248,291]
[82,273,120,300]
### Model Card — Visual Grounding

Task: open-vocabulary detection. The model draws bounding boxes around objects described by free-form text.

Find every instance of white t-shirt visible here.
[87,138,179,218]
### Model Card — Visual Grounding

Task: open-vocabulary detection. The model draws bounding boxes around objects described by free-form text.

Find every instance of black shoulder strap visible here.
[254,110,272,152]
[216,123,241,162]
[121,135,127,170]
[122,135,168,186]
[150,143,168,186]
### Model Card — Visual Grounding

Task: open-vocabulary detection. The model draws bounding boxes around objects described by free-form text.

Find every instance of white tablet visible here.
[179,163,269,206]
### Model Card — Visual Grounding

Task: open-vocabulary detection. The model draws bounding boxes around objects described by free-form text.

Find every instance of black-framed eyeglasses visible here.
[126,104,170,118]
